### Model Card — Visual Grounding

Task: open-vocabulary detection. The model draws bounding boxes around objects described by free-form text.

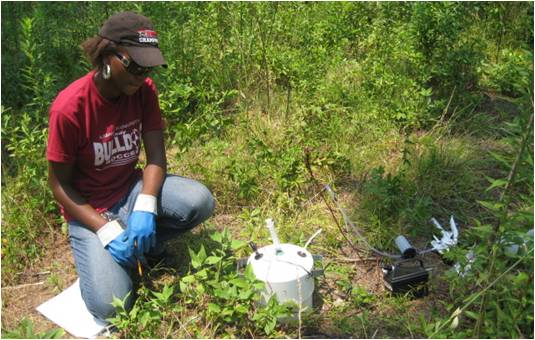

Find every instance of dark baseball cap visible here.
[99,11,167,68]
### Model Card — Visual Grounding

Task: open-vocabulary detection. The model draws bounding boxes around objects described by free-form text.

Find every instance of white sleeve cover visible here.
[133,194,158,215]
[96,220,124,247]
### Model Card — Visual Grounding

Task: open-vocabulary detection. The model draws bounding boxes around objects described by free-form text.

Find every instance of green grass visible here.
[1,176,58,285]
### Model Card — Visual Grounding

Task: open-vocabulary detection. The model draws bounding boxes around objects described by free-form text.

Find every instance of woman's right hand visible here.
[106,232,136,268]
[97,219,136,267]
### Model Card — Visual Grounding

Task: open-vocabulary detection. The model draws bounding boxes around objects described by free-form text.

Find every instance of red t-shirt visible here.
[46,71,163,221]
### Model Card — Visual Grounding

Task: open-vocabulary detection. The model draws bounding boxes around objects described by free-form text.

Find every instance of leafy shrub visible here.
[109,229,293,338]
[1,10,59,281]
[423,112,533,339]
[480,48,533,97]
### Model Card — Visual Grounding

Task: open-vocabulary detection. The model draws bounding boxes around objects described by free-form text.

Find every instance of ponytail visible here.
[80,35,118,70]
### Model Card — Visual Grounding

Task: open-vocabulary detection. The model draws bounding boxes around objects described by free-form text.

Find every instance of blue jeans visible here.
[68,175,215,321]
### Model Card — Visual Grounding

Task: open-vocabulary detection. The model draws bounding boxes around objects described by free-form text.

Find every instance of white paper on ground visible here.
[36,278,109,338]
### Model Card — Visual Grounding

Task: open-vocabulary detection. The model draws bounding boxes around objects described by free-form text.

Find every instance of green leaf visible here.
[210,231,223,243]
[3,318,65,339]
[231,239,247,250]
[197,245,207,263]
[208,303,221,314]
[205,256,222,265]
[189,250,201,269]
[513,271,529,285]
[214,288,230,299]
[221,228,231,243]
[484,177,508,191]
[140,311,152,328]
[195,269,208,280]
[221,307,234,316]
[188,247,197,261]
[42,328,65,339]
[244,265,257,281]
[111,295,126,309]
[464,310,479,320]
[230,277,248,288]
[239,289,254,300]
[478,200,504,212]
[181,274,196,284]
[228,285,239,298]
[235,304,248,314]
[264,317,277,335]
[153,284,174,303]
[251,312,262,321]
[196,283,206,294]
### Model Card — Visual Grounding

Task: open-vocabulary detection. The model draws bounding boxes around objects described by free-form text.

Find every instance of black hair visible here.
[80,35,118,70]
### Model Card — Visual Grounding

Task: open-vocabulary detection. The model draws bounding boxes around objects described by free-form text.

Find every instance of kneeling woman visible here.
[46,11,214,321]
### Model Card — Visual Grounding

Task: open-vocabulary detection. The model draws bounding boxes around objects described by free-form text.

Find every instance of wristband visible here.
[133,194,158,215]
[97,220,124,247]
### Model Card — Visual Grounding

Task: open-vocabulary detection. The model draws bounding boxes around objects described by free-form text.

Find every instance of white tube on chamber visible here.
[265,218,282,253]
[304,229,322,249]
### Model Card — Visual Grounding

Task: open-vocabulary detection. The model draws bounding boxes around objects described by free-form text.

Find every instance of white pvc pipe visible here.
[265,218,282,253]
[304,229,322,249]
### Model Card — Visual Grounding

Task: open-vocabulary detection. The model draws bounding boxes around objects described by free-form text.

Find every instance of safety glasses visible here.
[114,52,153,76]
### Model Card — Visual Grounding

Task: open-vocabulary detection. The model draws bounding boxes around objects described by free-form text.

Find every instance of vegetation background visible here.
[1,1,533,338]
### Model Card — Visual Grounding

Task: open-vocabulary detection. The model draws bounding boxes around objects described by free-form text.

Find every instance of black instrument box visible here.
[383,259,432,298]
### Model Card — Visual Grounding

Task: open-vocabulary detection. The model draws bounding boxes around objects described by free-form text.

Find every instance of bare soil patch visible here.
[1,236,77,337]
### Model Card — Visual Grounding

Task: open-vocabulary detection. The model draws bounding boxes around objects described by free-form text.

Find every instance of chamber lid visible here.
[247,243,314,283]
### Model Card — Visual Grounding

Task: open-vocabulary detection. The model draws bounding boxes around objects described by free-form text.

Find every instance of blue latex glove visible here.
[126,211,156,256]
[106,232,136,268]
